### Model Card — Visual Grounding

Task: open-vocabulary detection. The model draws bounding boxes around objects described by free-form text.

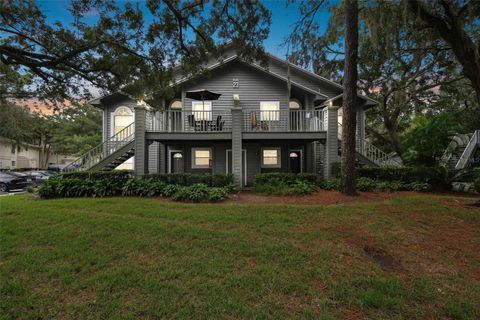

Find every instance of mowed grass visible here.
[1,194,480,319]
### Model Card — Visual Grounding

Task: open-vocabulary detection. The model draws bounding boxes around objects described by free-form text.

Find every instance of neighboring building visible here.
[65,45,398,189]
[0,137,75,170]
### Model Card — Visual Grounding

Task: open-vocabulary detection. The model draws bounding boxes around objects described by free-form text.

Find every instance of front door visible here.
[226,149,247,186]
[170,150,184,173]
[289,150,302,173]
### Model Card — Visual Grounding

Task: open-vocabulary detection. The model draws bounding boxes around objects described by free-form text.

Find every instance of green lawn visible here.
[1,194,480,319]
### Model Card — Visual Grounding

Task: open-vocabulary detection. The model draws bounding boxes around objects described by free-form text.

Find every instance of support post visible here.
[324,103,340,178]
[134,103,147,178]
[231,99,243,189]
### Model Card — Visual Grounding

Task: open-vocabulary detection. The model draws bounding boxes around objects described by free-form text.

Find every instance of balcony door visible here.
[112,106,134,170]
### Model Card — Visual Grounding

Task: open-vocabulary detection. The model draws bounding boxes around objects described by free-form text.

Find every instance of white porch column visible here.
[134,103,147,178]
[231,98,243,189]
[324,103,340,178]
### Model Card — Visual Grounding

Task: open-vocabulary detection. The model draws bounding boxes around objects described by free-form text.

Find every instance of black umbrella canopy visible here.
[185,89,222,101]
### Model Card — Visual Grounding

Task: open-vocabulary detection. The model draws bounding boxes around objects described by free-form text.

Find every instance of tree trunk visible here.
[341,0,358,196]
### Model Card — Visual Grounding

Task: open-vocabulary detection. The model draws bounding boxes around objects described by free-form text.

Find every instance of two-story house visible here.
[65,45,395,189]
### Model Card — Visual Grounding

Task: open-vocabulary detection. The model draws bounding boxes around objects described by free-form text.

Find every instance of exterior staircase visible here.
[455,130,480,170]
[439,132,480,170]
[337,122,401,167]
[355,139,401,166]
[63,123,135,173]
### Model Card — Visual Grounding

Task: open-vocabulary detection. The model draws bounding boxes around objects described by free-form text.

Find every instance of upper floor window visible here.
[260,101,280,121]
[192,101,212,121]
[170,99,182,110]
[289,100,302,110]
[114,106,133,135]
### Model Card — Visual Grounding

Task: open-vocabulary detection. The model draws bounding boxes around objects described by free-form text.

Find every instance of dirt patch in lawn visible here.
[364,244,403,271]
[225,190,412,205]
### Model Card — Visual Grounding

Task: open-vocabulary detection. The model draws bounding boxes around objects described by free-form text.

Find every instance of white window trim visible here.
[260,101,280,121]
[192,101,212,120]
[261,147,281,168]
[191,147,212,169]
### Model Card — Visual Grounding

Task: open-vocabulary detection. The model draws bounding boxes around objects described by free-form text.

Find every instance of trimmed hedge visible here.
[61,170,133,181]
[253,173,319,196]
[357,166,447,186]
[253,173,319,185]
[38,171,234,202]
[145,173,234,187]
[318,177,431,192]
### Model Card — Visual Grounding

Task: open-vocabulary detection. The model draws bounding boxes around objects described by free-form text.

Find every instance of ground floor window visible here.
[192,148,212,169]
[261,147,281,168]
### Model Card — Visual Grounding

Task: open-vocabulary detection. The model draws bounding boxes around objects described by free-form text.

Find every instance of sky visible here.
[37,0,332,57]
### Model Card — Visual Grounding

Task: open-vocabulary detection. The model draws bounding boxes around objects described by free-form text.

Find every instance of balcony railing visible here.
[155,110,232,132]
[243,110,324,132]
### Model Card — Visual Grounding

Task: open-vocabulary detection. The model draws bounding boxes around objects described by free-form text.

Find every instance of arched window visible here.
[113,106,133,135]
[170,99,182,109]
[289,99,302,110]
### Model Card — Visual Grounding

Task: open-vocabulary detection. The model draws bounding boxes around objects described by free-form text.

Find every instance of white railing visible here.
[338,122,401,166]
[357,139,401,166]
[63,123,135,172]
[455,130,480,169]
[243,110,324,132]
[156,110,231,132]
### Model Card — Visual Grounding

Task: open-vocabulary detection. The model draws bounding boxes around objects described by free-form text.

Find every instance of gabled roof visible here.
[90,44,378,108]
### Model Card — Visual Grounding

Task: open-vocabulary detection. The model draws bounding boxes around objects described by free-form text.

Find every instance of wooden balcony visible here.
[243,110,325,132]
[154,110,232,133]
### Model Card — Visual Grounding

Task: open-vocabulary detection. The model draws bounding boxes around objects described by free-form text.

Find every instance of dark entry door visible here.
[170,151,184,173]
[289,151,301,173]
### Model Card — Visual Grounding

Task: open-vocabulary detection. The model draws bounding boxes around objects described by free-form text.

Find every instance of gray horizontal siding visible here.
[267,59,342,98]
[182,60,289,112]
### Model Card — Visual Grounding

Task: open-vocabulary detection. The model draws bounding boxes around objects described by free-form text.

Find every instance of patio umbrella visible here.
[185,89,222,101]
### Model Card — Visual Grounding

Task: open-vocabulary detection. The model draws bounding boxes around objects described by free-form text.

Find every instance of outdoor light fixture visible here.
[233,94,240,101]
[289,152,298,158]
[173,153,183,159]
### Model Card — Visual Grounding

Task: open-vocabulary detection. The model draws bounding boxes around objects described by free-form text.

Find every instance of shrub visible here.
[161,184,180,197]
[252,173,319,196]
[289,180,316,195]
[357,166,447,187]
[145,173,234,187]
[208,187,230,201]
[356,177,376,191]
[318,179,341,191]
[61,170,133,182]
[39,171,233,201]
[375,181,406,192]
[172,184,210,202]
[408,182,432,192]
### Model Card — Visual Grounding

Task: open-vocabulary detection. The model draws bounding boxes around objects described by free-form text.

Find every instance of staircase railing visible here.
[338,122,401,166]
[63,123,135,173]
[455,130,480,169]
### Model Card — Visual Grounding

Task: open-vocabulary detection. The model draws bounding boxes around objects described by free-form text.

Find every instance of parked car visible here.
[47,163,66,172]
[24,171,51,186]
[0,172,29,192]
